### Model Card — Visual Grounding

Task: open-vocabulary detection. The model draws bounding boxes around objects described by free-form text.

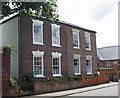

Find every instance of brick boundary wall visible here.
[34,75,109,94]
[1,50,18,97]
[1,51,13,97]
[2,52,11,96]
[99,64,118,82]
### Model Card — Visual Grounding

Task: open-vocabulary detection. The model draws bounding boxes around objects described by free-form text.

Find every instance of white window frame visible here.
[74,58,81,75]
[73,31,80,49]
[32,50,45,78]
[85,34,91,50]
[52,52,62,77]
[104,61,112,68]
[86,58,92,74]
[51,24,61,47]
[32,19,44,45]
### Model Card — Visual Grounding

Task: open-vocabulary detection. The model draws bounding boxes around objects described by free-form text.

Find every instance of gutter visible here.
[18,15,21,95]
[0,14,96,34]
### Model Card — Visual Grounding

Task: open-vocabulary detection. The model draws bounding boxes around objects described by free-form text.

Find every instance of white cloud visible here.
[91,0,117,20]
[57,0,118,48]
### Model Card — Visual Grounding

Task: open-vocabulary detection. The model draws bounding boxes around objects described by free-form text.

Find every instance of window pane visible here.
[85,35,90,49]
[34,66,42,75]
[53,66,59,74]
[87,66,91,73]
[34,57,36,60]
[52,27,60,45]
[73,32,79,47]
[104,61,111,68]
[53,58,60,75]
[86,60,90,66]
[74,59,80,74]
[34,24,42,43]
[33,56,43,75]
[86,59,92,73]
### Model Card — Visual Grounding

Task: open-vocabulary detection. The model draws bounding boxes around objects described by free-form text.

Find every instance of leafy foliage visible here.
[67,76,74,81]
[0,47,2,53]
[52,76,74,82]
[10,77,19,87]
[118,70,120,79]
[40,80,49,83]
[2,1,59,22]
[2,46,12,53]
[21,81,33,91]
[55,78,67,82]
[21,73,34,91]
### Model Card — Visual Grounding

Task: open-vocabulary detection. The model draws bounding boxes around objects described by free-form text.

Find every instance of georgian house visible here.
[0,14,98,81]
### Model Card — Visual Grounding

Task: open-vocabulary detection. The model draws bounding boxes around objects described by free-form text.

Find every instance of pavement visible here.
[27,81,119,98]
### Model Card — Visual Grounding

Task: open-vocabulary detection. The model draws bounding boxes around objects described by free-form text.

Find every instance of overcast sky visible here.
[57,0,119,48]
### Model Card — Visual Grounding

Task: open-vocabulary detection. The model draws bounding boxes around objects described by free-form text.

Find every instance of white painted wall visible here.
[0,23,2,50]
[1,17,19,79]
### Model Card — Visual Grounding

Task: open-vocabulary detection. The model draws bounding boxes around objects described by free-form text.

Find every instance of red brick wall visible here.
[19,15,98,79]
[2,52,10,96]
[99,64,118,81]
[34,75,109,94]
[1,51,18,96]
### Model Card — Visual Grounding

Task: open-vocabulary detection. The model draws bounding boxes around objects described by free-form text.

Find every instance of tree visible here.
[1,0,59,22]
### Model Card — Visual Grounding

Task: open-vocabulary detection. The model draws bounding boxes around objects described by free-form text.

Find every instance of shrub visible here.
[40,80,49,83]
[67,76,74,81]
[21,73,34,91]
[2,45,13,53]
[21,81,33,91]
[55,78,67,82]
[10,77,19,87]
[118,70,120,79]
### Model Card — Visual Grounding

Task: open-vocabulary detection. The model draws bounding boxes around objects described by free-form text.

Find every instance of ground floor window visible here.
[32,51,44,77]
[74,59,81,75]
[104,61,112,68]
[86,58,92,74]
[52,52,62,76]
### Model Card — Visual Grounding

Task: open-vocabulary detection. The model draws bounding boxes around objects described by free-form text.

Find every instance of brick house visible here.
[97,46,119,81]
[1,14,98,82]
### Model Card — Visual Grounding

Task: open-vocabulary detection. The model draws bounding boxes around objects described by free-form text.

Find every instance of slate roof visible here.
[0,14,96,33]
[97,46,120,61]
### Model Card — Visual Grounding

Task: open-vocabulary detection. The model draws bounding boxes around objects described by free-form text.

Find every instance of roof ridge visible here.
[98,45,119,49]
[0,14,96,33]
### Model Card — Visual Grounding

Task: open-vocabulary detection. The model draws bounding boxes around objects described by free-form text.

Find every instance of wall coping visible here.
[99,68,114,70]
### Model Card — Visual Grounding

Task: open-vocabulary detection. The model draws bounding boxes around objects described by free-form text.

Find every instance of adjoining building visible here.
[97,46,119,81]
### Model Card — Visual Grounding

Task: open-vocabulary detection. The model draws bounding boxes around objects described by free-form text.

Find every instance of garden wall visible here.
[34,75,109,94]
[1,51,18,97]
[99,64,118,82]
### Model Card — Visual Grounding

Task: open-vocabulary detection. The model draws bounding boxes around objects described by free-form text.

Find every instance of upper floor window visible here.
[52,52,62,77]
[32,51,44,78]
[85,32,91,50]
[73,31,80,48]
[51,24,60,47]
[32,19,44,45]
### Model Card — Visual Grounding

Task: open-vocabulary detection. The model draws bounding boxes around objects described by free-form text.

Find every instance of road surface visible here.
[66,84,118,96]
